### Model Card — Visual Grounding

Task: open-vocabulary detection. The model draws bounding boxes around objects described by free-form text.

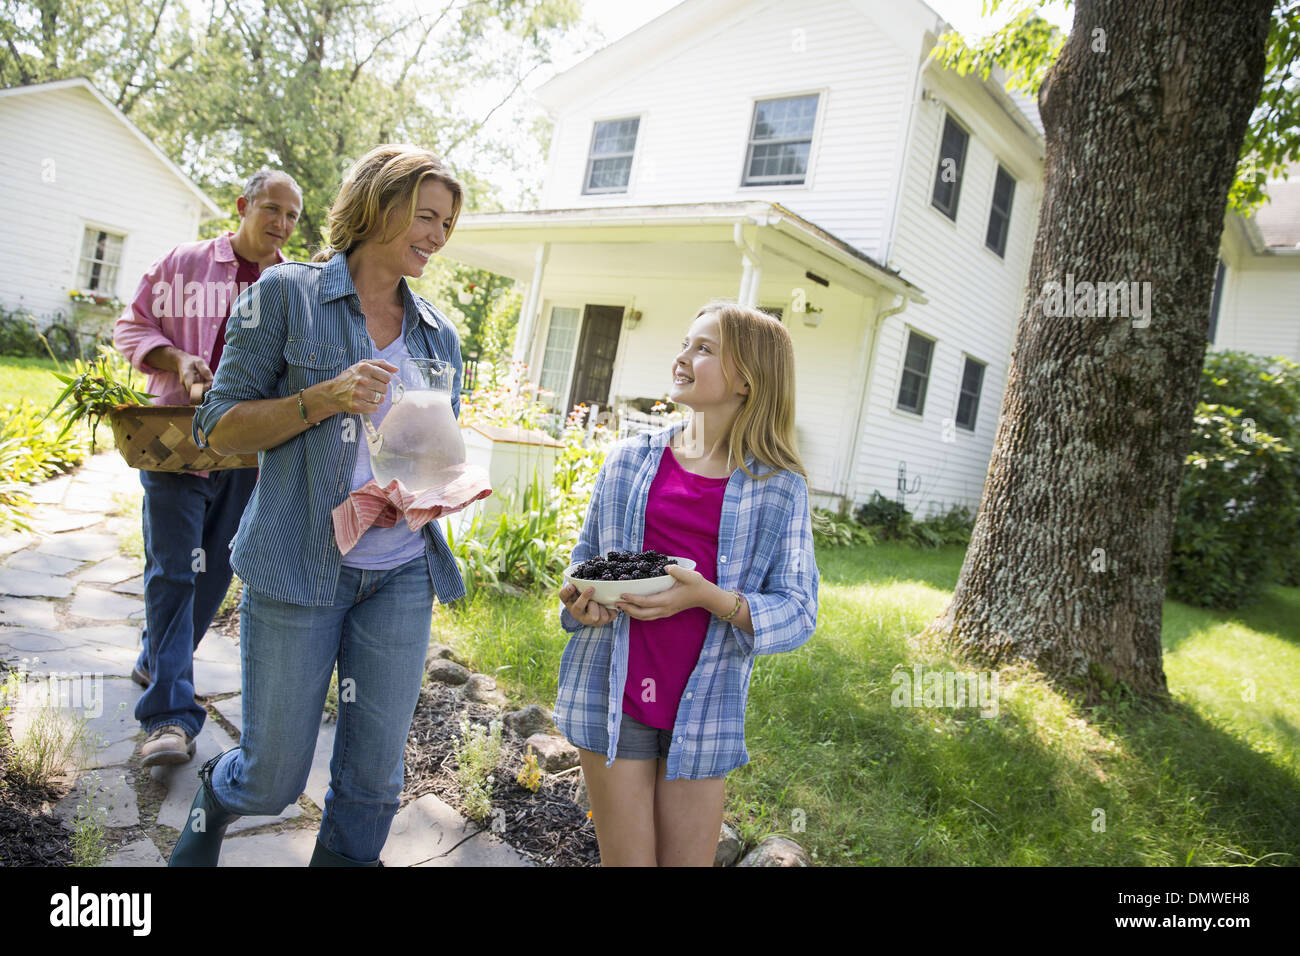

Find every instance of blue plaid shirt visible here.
[191,253,466,607]
[555,424,819,780]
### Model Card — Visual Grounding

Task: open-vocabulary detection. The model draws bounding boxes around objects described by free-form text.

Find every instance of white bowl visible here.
[564,556,697,607]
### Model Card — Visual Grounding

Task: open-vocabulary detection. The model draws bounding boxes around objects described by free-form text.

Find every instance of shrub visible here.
[852,493,973,549]
[0,398,92,531]
[0,307,49,358]
[812,508,876,548]
[1168,351,1300,608]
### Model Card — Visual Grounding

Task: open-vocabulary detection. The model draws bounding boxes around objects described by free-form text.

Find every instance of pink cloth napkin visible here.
[331,463,493,556]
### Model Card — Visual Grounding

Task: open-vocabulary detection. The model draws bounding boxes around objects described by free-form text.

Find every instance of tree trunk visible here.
[927,0,1274,702]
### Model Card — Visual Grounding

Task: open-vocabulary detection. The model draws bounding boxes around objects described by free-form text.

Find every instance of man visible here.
[114,169,303,767]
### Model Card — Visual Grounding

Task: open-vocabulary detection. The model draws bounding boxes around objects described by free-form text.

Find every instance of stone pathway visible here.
[0,450,530,867]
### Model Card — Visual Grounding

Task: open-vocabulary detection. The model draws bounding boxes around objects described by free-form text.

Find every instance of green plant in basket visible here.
[42,346,153,452]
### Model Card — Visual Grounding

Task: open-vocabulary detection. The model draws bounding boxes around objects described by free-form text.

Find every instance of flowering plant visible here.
[459,359,559,436]
[68,289,124,310]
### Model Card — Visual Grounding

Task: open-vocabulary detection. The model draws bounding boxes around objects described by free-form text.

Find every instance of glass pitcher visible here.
[362,358,466,490]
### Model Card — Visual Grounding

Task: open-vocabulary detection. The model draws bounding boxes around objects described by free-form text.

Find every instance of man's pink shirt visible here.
[113,232,285,476]
[113,232,285,406]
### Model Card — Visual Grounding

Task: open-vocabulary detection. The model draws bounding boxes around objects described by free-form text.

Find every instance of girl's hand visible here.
[560,583,619,627]
[616,564,709,621]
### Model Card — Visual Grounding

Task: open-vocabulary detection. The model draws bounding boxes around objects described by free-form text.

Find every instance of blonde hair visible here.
[313,144,463,262]
[692,300,806,480]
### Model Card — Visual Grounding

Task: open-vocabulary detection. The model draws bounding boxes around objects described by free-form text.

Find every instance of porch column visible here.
[512,242,550,366]
[733,223,762,308]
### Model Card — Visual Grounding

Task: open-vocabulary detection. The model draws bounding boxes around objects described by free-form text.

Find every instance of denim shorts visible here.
[615,711,673,760]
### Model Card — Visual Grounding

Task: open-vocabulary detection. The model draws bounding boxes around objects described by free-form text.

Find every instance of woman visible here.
[176,144,466,866]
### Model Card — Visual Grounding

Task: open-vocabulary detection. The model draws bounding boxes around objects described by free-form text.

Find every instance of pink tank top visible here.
[622,446,730,729]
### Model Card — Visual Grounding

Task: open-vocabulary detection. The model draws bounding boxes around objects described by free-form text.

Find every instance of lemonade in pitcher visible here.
[363,358,466,490]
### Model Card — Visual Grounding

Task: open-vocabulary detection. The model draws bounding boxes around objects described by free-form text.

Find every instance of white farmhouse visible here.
[0,78,222,327]
[443,0,1298,516]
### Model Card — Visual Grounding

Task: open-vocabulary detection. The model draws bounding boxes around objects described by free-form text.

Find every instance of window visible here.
[743,94,819,186]
[1208,259,1225,343]
[896,330,935,415]
[955,356,986,431]
[758,305,785,322]
[931,113,969,220]
[584,118,640,194]
[985,165,1016,257]
[538,306,581,408]
[77,227,125,293]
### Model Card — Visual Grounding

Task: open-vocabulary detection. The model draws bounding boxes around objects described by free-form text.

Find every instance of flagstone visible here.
[34,532,120,563]
[74,556,144,586]
[105,839,166,867]
[3,550,85,576]
[0,568,75,599]
[0,596,59,630]
[68,586,145,622]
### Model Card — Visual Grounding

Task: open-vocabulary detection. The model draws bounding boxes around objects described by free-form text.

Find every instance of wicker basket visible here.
[108,383,258,472]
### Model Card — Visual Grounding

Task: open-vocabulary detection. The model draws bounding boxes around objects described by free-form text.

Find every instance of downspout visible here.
[733,223,762,307]
[839,291,912,504]
[512,242,550,366]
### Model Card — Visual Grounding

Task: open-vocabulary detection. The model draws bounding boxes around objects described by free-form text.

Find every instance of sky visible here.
[546,0,1075,78]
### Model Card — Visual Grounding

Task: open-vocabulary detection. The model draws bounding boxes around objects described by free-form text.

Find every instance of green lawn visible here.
[0,355,66,409]
[436,541,1300,866]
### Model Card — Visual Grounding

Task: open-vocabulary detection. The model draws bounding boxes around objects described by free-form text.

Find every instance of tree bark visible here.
[927,0,1274,702]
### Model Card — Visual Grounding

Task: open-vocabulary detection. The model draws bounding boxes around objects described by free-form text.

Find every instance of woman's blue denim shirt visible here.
[192,253,467,607]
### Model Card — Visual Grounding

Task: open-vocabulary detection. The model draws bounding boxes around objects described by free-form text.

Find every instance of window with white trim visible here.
[985,165,1016,257]
[931,113,969,220]
[955,356,986,431]
[584,118,640,194]
[742,94,819,186]
[538,306,581,409]
[896,330,936,415]
[77,227,125,293]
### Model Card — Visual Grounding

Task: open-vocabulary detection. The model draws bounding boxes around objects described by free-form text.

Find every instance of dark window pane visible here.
[985,166,1016,257]
[585,118,639,193]
[897,332,934,414]
[956,357,985,430]
[931,114,969,219]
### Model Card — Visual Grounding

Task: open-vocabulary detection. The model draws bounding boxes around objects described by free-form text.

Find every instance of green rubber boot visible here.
[308,838,382,867]
[168,752,240,867]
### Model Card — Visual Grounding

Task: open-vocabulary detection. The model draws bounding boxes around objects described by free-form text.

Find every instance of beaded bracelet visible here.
[719,589,744,622]
[298,389,320,427]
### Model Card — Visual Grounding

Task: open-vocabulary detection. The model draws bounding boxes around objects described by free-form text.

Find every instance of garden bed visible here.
[403,680,599,867]
[0,661,75,866]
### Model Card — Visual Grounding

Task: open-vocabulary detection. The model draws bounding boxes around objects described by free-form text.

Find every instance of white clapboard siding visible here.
[540,0,913,261]
[0,84,206,321]
[526,273,868,499]
[854,83,1042,515]
[1212,265,1300,363]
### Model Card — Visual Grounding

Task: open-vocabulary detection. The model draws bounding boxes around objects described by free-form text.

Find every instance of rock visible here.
[735,835,812,867]
[572,771,590,812]
[427,658,470,685]
[463,673,507,706]
[714,823,742,867]
[503,704,554,738]
[524,733,579,773]
[426,642,459,664]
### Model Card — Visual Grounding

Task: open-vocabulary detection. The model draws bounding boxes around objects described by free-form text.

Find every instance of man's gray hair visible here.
[241,168,302,203]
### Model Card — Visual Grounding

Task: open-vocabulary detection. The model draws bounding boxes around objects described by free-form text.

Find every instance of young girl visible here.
[556,300,819,867]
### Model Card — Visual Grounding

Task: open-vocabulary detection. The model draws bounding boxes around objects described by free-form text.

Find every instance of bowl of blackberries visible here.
[564,550,698,607]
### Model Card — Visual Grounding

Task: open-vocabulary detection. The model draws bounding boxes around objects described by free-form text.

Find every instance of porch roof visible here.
[443,201,926,303]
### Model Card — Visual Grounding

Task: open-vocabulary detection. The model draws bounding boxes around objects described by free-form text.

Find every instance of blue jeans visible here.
[208,555,434,863]
[134,467,258,738]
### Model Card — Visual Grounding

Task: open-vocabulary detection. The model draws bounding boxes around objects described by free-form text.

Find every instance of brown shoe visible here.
[141,724,196,767]
[131,665,152,688]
